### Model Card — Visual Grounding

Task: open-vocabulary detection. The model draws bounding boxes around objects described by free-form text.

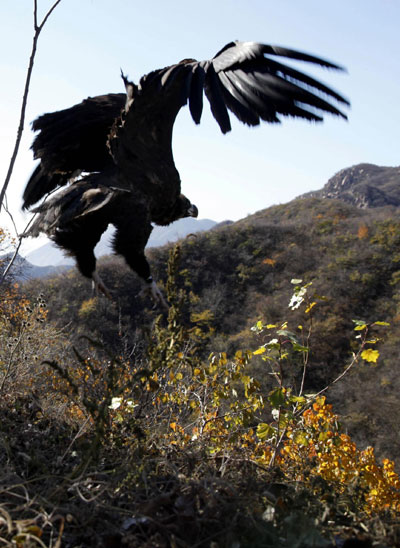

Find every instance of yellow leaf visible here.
[25,526,43,538]
[253,347,266,355]
[354,324,367,331]
[170,422,177,431]
[193,368,201,376]
[305,301,316,314]
[357,224,369,239]
[263,257,276,266]
[361,348,379,363]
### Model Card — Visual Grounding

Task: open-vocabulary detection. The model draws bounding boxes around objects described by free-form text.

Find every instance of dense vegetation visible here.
[24,197,400,461]
[2,194,400,546]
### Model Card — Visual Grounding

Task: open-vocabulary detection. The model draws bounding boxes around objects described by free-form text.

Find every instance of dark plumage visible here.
[23,40,349,305]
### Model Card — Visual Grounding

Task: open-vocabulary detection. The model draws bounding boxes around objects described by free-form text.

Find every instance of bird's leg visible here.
[140,276,169,310]
[54,223,112,299]
[112,222,169,310]
[92,270,113,300]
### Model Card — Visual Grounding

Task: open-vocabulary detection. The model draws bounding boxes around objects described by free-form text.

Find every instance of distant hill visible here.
[300,163,400,208]
[24,217,218,268]
[0,253,69,281]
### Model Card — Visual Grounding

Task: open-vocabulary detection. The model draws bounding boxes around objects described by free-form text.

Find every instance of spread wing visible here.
[22,94,125,209]
[23,40,349,212]
[109,40,348,208]
[117,40,349,138]
[201,41,349,133]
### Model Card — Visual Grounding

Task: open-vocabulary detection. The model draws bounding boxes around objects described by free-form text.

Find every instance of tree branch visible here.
[0,0,62,211]
[0,0,62,283]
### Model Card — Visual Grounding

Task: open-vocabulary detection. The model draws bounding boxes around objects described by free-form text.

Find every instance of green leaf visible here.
[289,395,306,404]
[293,430,308,446]
[268,387,286,408]
[353,319,367,330]
[256,422,276,440]
[278,410,293,428]
[292,342,309,353]
[276,329,299,343]
[265,338,281,351]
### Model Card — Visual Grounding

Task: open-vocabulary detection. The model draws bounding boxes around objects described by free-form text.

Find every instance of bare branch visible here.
[33,0,38,29]
[0,0,63,282]
[37,0,62,32]
[0,0,63,212]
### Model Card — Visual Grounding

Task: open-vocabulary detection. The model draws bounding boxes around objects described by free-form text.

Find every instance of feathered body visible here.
[23,41,349,304]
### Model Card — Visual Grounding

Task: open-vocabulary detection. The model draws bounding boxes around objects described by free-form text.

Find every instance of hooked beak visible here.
[188,204,198,218]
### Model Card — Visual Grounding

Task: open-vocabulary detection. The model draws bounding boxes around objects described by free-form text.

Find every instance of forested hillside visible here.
[3,185,400,546]
[24,195,400,461]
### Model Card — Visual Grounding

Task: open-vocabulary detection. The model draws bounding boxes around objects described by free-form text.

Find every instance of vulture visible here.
[23,40,349,307]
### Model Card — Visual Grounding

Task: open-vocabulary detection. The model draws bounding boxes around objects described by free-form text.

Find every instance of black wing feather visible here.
[218,71,263,125]
[203,62,232,134]
[231,69,343,120]
[199,41,348,130]
[188,64,205,124]
[223,70,282,123]
[257,57,349,106]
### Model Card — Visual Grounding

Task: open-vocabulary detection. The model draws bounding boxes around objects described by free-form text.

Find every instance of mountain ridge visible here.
[299,163,400,208]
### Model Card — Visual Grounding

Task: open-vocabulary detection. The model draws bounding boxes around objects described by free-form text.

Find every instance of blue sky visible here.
[1,0,399,253]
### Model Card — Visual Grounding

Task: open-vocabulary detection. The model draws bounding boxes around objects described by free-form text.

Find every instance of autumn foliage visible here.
[1,239,400,546]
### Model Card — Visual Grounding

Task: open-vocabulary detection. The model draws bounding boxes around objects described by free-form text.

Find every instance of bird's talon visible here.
[92,271,113,300]
[140,280,169,310]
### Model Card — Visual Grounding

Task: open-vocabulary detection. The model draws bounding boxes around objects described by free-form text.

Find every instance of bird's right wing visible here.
[23,93,125,209]
[25,172,124,237]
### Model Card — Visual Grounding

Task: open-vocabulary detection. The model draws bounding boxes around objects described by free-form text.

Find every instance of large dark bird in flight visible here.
[23,41,349,306]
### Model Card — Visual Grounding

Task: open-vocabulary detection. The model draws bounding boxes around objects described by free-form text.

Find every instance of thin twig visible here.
[0,0,62,273]
[0,202,39,285]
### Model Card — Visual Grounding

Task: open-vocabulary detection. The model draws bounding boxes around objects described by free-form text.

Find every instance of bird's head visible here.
[174,194,198,220]
[153,194,198,226]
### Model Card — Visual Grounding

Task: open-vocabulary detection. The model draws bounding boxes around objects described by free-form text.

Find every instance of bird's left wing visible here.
[111,40,348,171]
[190,40,349,133]
[109,40,348,201]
